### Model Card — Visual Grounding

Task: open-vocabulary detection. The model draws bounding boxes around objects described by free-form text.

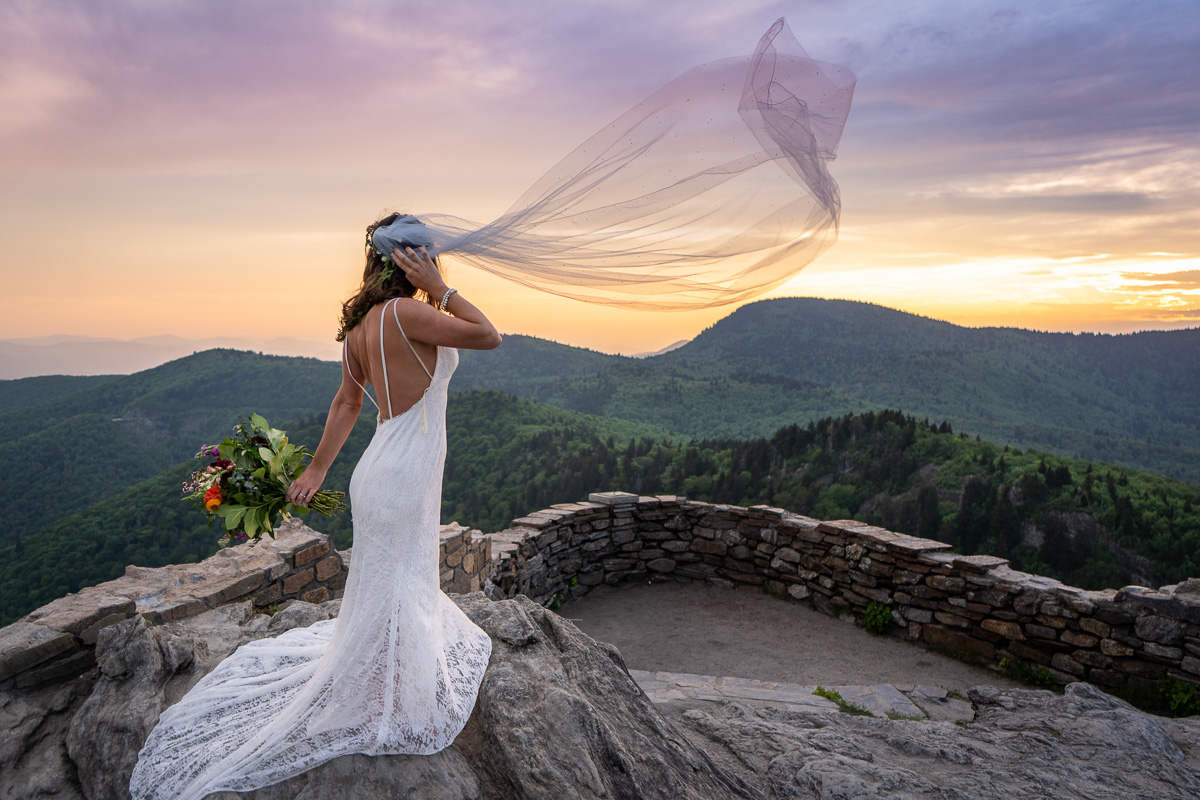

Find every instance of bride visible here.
[129,18,852,796]
[128,213,501,799]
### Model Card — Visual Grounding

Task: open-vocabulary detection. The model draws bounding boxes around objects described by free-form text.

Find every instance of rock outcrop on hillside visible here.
[4,592,759,800]
[5,589,1200,799]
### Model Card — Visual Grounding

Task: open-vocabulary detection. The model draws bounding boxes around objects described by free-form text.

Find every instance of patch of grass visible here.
[547,593,566,610]
[886,710,924,721]
[813,686,874,717]
[946,689,969,702]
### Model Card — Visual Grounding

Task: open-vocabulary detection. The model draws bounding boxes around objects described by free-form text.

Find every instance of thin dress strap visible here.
[342,338,379,413]
[379,299,393,418]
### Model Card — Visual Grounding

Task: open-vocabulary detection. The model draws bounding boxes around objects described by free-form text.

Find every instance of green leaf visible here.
[219,505,248,531]
[250,413,270,431]
[244,509,260,538]
[255,506,272,537]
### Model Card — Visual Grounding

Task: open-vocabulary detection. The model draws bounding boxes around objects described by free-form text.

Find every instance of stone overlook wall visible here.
[3,493,1198,699]
[486,492,1200,695]
[0,520,489,691]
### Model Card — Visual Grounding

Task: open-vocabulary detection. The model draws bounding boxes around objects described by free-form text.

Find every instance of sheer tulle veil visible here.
[374,18,855,310]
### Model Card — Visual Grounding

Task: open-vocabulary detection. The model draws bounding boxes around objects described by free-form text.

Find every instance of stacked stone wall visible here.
[0,522,345,690]
[438,523,493,594]
[0,519,494,692]
[5,492,1198,699]
[478,491,1200,695]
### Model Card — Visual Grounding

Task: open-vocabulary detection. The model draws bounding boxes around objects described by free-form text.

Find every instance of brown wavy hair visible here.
[336,213,442,342]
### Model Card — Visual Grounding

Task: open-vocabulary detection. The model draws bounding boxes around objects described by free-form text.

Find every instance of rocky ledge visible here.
[3,592,756,800]
[3,592,1199,800]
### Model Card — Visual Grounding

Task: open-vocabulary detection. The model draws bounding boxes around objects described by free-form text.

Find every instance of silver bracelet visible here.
[438,287,458,311]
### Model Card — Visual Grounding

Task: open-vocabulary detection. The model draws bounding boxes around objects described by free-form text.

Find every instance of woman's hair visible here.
[336,213,442,342]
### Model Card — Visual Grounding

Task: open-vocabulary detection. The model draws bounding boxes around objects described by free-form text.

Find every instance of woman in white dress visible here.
[129,213,501,799]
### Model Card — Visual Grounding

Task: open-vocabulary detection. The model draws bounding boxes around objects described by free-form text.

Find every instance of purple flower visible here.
[206,445,220,457]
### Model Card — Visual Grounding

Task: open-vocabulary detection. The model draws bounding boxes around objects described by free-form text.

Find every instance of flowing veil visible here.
[373,18,856,309]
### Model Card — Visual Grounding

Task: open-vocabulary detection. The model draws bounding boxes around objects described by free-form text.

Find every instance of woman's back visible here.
[345,298,440,422]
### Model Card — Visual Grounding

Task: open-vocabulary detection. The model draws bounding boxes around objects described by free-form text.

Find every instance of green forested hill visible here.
[6,404,1196,626]
[0,350,343,546]
[450,299,1200,480]
[0,374,118,415]
[452,334,626,392]
[657,299,1200,479]
[523,362,875,440]
[5,299,1198,548]
[4,298,1199,623]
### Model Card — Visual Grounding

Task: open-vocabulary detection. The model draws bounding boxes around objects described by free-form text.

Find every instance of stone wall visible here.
[1,518,494,692]
[481,492,1200,695]
[5,491,1198,698]
[0,521,341,690]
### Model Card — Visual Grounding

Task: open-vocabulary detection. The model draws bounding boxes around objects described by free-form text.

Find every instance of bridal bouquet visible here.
[182,413,346,547]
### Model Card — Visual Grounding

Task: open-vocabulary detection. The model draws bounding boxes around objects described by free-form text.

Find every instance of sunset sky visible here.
[1,0,1198,360]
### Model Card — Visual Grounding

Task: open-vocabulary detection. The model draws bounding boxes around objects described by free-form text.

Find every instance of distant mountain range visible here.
[0,334,341,379]
[3,299,1196,546]
[2,297,1198,624]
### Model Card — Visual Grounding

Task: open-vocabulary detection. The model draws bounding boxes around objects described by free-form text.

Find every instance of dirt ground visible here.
[557,579,1023,693]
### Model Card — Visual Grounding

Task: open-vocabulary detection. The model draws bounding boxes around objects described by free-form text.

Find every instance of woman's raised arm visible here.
[391,246,502,350]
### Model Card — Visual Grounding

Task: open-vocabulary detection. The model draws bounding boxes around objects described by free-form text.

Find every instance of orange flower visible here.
[204,485,223,511]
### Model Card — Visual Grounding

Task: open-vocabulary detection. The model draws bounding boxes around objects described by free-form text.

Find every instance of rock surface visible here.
[4,592,757,800]
[5,590,1200,799]
[666,682,1200,799]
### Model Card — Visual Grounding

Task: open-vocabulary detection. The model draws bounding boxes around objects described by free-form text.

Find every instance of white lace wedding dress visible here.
[129,300,493,799]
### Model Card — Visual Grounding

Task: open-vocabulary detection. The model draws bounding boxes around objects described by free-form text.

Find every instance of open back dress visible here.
[129,298,492,799]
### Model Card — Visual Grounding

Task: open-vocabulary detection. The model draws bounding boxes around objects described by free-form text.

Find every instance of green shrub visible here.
[1160,678,1200,716]
[863,601,894,635]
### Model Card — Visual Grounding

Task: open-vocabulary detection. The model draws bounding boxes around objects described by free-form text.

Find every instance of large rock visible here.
[10,588,1200,799]
[671,682,1200,799]
[64,602,279,800]
[9,593,758,800]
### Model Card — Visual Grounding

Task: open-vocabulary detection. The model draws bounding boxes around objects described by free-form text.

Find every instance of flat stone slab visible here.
[629,669,977,722]
[0,621,77,682]
[588,491,640,505]
[25,594,136,636]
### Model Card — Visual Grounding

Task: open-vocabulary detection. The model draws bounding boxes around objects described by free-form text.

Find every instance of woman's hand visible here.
[392,246,448,297]
[286,466,326,508]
